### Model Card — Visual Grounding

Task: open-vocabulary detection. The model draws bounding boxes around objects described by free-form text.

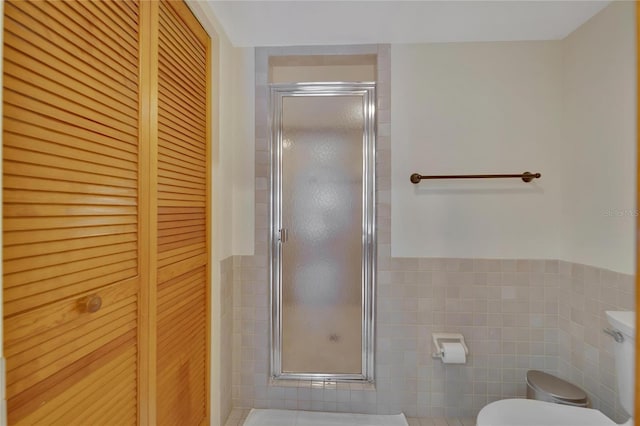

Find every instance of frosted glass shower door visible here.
[270,83,375,381]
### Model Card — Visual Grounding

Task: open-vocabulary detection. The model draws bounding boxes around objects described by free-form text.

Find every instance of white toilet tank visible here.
[605,310,636,417]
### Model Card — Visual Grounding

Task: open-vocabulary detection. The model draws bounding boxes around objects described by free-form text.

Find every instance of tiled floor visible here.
[224,408,476,426]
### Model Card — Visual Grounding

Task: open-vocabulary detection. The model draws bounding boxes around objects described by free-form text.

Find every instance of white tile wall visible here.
[229,255,634,422]
[231,255,564,418]
[557,261,635,423]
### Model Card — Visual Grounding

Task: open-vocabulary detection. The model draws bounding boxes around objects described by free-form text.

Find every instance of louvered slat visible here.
[158,146,207,176]
[4,223,138,246]
[158,109,207,147]
[4,241,137,275]
[4,91,137,145]
[157,269,204,306]
[157,33,206,91]
[4,59,138,122]
[157,77,207,125]
[4,151,135,185]
[157,209,206,220]
[4,228,135,254]
[158,243,206,265]
[8,152,137,188]
[61,1,139,67]
[159,6,206,65]
[157,51,206,103]
[158,167,207,187]
[8,1,138,83]
[156,86,207,131]
[3,111,138,156]
[4,80,138,137]
[4,9,137,100]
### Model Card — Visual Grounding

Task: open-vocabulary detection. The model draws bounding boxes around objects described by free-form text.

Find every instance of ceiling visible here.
[206,0,611,47]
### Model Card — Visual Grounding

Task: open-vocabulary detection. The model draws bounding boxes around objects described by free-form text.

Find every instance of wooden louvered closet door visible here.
[3,0,142,424]
[2,0,210,424]
[156,2,210,425]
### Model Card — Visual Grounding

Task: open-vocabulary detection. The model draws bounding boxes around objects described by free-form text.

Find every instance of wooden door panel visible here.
[156,1,209,424]
[3,0,140,423]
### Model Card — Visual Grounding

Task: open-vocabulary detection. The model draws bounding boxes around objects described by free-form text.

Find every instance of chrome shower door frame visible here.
[269,82,376,382]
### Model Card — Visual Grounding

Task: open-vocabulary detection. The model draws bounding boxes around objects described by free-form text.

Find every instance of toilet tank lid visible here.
[605,311,635,338]
[526,370,587,403]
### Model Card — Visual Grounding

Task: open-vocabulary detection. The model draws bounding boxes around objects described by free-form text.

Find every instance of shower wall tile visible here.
[231,255,633,420]
[231,254,563,418]
[557,262,634,423]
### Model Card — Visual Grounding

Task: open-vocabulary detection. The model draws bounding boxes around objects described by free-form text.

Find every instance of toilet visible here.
[476,310,635,426]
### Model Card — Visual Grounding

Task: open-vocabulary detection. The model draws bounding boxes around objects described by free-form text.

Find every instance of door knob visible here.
[79,294,102,313]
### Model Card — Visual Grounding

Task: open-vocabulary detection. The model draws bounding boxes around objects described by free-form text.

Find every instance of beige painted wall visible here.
[560,0,636,275]
[232,48,255,256]
[228,6,637,275]
[185,2,245,424]
[390,1,636,274]
[391,41,565,260]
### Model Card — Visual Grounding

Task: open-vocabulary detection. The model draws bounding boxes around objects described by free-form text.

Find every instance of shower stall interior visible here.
[269,83,376,382]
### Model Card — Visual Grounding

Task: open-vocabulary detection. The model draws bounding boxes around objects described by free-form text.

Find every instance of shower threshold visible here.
[243,409,408,426]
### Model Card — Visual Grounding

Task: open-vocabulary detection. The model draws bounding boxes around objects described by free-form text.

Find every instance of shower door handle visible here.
[279,228,289,243]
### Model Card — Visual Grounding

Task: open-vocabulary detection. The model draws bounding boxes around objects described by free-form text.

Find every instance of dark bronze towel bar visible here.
[410,171,541,184]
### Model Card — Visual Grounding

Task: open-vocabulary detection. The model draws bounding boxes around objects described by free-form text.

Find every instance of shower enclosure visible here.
[270,83,376,381]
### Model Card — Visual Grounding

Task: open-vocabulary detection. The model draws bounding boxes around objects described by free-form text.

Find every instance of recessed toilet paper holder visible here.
[431,333,469,359]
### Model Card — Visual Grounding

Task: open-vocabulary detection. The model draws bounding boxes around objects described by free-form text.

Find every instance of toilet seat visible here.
[476,398,616,426]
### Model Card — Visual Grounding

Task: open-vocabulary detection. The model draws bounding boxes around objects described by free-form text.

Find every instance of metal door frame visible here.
[269,82,376,382]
